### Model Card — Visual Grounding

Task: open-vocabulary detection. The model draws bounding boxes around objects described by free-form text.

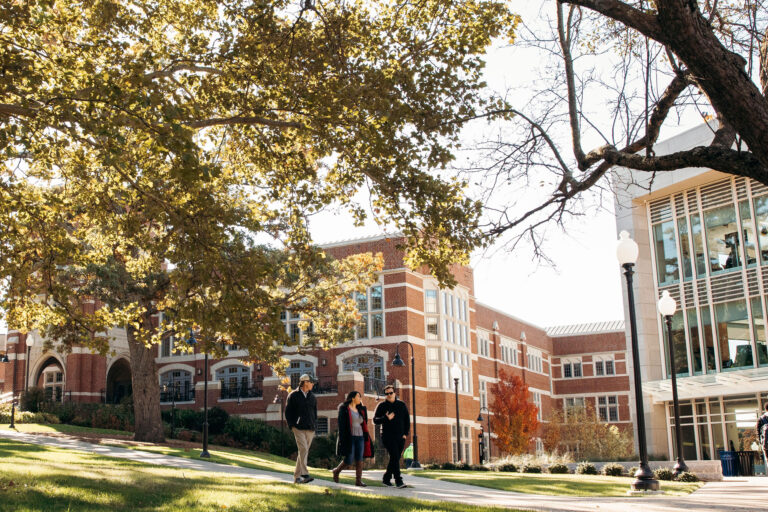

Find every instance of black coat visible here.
[336,402,368,457]
[758,412,768,446]
[373,399,410,443]
[284,389,317,431]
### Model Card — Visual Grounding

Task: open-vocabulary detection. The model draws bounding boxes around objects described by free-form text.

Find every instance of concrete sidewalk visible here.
[0,430,764,512]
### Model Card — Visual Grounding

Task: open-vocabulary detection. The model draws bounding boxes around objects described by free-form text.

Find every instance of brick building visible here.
[1,235,632,463]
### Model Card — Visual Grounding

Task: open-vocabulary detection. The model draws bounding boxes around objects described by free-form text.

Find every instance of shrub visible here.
[654,467,674,481]
[628,466,640,478]
[471,464,491,471]
[425,463,442,470]
[206,407,229,436]
[20,387,47,413]
[457,462,472,471]
[602,463,625,477]
[676,472,699,482]
[497,463,517,472]
[576,462,598,475]
[548,463,570,474]
[440,461,457,470]
[522,464,542,473]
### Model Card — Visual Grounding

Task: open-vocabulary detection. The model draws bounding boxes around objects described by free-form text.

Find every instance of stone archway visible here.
[33,356,66,403]
[106,358,132,405]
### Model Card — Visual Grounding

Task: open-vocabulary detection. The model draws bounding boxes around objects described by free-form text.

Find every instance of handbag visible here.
[361,405,374,458]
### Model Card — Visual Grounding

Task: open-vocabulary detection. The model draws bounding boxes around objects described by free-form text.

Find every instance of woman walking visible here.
[332,390,372,486]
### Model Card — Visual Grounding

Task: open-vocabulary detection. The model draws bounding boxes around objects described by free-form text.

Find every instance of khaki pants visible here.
[292,427,315,479]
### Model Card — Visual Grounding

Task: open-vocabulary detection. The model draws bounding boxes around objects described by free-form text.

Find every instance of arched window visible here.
[160,370,193,402]
[342,354,385,393]
[286,360,315,389]
[216,365,251,398]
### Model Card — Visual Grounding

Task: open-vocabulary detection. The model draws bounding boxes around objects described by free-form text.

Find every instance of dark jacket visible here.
[336,402,368,457]
[285,388,317,431]
[373,398,410,442]
[758,412,768,446]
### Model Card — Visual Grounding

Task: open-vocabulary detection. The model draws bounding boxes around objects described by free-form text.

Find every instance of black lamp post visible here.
[187,330,210,458]
[477,406,492,462]
[273,391,285,457]
[658,291,689,477]
[616,230,659,491]
[450,363,462,463]
[392,341,421,469]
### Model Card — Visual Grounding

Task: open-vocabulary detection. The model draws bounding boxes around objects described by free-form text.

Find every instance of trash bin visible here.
[719,450,738,477]
[735,451,756,476]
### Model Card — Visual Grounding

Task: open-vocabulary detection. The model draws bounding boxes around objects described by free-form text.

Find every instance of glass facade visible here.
[648,177,768,377]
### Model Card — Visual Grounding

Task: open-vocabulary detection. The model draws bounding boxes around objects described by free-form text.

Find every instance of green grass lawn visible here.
[1,423,376,487]
[0,438,521,512]
[407,469,702,497]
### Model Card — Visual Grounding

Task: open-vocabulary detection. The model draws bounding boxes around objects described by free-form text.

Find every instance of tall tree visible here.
[470,1,768,250]
[488,369,540,455]
[0,0,519,441]
[543,403,634,460]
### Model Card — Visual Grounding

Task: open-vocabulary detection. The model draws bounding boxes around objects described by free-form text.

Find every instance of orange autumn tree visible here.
[489,369,540,455]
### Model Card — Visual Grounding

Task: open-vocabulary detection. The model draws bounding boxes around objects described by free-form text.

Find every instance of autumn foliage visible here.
[489,369,540,455]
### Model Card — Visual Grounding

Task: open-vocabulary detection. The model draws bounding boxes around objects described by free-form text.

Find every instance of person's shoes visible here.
[301,475,314,483]
[396,481,407,489]
[294,477,306,484]
[382,480,393,487]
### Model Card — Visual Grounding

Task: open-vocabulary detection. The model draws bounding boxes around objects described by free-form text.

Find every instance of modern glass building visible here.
[615,123,768,461]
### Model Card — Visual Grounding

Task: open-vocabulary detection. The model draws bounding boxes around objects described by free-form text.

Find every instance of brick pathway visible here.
[1,430,764,511]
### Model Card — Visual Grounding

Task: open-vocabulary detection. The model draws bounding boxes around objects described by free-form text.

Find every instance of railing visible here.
[160,388,195,403]
[364,377,387,395]
[313,376,337,395]
[220,384,263,400]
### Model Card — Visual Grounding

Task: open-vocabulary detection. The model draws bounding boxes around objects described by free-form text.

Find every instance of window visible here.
[652,220,679,285]
[565,397,585,409]
[480,380,487,409]
[43,369,64,403]
[572,362,581,377]
[426,317,439,340]
[595,358,615,376]
[286,360,315,389]
[531,391,542,421]
[598,396,619,422]
[595,361,603,376]
[425,290,438,313]
[427,347,440,360]
[704,204,741,275]
[605,360,614,375]
[527,350,543,373]
[216,365,251,395]
[315,417,329,436]
[343,354,384,392]
[428,365,440,388]
[160,369,192,402]
[563,363,572,378]
[478,335,490,357]
[353,285,385,340]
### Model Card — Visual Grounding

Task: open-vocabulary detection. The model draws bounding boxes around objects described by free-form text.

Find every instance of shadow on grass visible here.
[1,439,510,512]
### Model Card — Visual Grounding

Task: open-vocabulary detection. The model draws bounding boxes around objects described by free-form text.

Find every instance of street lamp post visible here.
[477,406,492,462]
[273,392,285,457]
[24,333,35,392]
[450,363,462,463]
[392,341,422,469]
[616,230,659,492]
[187,330,210,458]
[658,290,689,477]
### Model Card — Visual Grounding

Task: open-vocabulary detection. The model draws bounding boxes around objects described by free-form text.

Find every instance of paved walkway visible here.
[1,430,765,511]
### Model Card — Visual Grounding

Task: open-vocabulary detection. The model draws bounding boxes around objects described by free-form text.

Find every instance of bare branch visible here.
[562,0,665,41]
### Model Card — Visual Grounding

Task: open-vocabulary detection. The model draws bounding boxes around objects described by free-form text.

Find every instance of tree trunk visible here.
[127,316,164,443]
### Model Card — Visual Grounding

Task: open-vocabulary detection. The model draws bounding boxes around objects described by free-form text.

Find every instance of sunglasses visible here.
[385,391,394,395]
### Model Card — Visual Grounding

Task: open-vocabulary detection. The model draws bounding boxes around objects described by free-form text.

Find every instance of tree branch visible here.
[561,0,666,41]
[186,115,303,129]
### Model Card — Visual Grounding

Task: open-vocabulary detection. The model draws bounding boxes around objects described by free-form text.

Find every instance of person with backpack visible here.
[331,390,372,486]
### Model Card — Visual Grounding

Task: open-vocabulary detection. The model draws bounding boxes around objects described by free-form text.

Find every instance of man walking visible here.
[373,384,410,488]
[285,374,317,484]
[758,402,768,466]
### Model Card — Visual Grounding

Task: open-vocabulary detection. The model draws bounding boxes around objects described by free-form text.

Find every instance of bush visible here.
[521,464,542,473]
[602,463,625,477]
[676,472,699,482]
[628,466,640,478]
[457,462,472,471]
[206,407,229,436]
[548,463,570,474]
[654,467,674,481]
[576,462,598,475]
[497,463,517,472]
[440,461,457,470]
[471,464,491,471]
[0,404,61,424]
[20,387,47,413]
